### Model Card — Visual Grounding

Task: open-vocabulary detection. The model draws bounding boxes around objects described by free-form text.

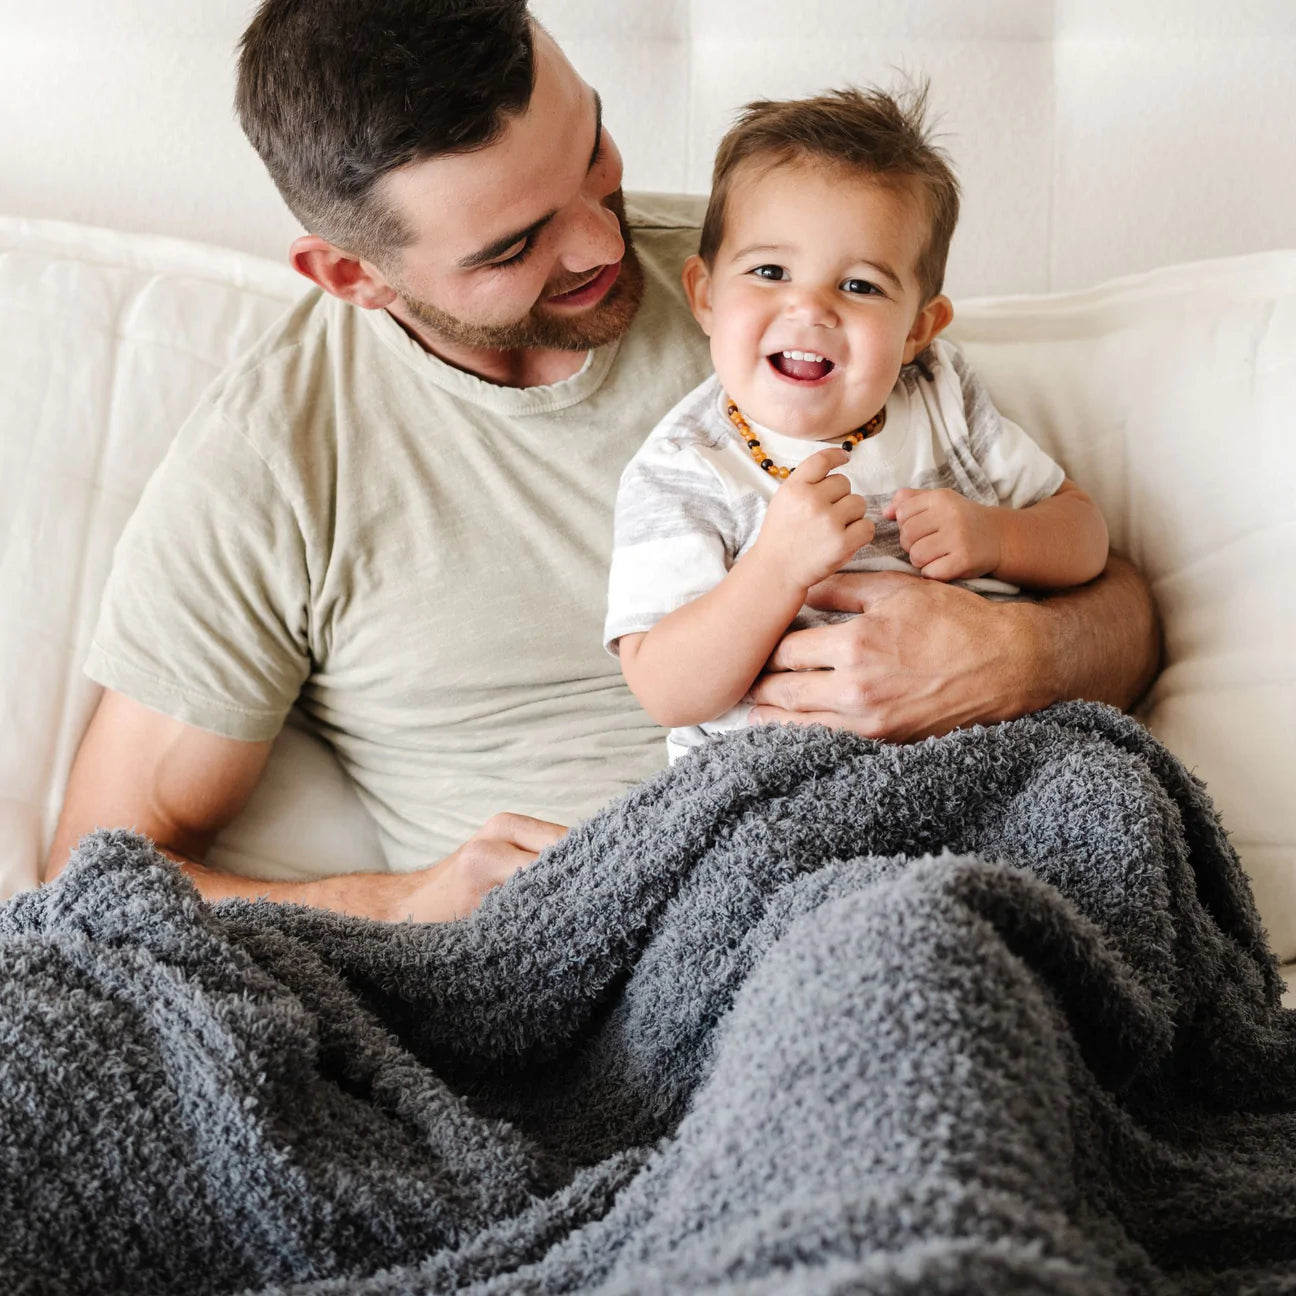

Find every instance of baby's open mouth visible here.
[768,350,835,382]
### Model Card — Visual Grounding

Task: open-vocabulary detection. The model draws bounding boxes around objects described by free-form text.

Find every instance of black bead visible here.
[746,439,760,449]
[842,441,854,451]
[760,458,774,471]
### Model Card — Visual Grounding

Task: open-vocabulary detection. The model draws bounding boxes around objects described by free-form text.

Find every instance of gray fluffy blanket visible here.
[3,703,1296,1295]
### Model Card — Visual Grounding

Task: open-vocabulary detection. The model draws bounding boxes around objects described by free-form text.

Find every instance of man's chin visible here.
[532,256,645,351]
[398,245,644,355]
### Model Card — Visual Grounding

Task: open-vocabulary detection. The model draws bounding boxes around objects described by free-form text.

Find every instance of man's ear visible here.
[681,254,715,335]
[903,293,954,364]
[289,235,399,310]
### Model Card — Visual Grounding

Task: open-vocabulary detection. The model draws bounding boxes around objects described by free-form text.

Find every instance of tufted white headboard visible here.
[3,0,1294,296]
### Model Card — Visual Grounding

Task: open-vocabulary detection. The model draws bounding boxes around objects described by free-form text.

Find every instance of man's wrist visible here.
[184,858,425,923]
[1007,592,1071,714]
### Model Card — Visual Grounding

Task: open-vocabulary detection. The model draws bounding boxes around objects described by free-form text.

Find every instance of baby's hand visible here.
[754,447,875,591]
[885,488,1002,581]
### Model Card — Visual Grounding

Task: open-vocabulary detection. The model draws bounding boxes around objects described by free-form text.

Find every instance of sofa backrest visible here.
[1,217,1293,968]
[3,1,1295,299]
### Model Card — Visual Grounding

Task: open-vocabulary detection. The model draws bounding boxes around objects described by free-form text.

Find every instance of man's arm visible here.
[47,689,563,920]
[746,553,1160,742]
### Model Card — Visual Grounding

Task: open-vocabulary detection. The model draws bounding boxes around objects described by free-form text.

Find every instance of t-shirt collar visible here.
[360,301,622,416]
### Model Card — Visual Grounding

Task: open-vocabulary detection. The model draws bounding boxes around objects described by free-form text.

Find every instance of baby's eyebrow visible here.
[854,260,903,290]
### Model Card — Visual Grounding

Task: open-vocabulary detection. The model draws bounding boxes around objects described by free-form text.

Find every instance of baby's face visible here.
[687,160,944,442]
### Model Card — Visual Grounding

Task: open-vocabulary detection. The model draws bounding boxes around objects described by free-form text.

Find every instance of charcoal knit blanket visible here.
[3,703,1295,1295]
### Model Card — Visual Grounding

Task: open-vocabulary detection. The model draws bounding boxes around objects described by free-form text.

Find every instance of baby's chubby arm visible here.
[884,478,1108,589]
[619,447,874,729]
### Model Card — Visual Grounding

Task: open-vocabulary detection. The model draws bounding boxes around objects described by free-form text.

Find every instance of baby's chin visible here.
[729,390,872,444]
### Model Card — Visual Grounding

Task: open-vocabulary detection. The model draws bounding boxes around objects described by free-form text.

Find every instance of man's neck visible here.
[386,304,589,389]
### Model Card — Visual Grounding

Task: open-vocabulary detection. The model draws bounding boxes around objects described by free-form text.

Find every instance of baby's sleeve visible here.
[947,345,1065,509]
[603,438,735,655]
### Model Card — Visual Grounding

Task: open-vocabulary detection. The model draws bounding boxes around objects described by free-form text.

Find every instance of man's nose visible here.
[556,194,625,274]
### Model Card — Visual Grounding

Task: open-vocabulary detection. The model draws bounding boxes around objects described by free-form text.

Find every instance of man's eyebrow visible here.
[456,91,603,271]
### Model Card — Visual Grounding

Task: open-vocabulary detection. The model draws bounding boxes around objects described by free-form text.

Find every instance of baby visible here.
[604,86,1108,761]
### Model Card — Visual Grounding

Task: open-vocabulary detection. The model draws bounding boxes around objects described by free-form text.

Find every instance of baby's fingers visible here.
[885,487,926,523]
[793,446,852,484]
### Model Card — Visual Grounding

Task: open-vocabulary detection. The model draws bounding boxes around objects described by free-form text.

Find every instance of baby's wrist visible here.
[981,505,1008,576]
[743,536,813,603]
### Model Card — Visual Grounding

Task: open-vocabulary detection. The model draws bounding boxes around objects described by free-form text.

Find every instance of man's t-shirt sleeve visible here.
[84,403,312,742]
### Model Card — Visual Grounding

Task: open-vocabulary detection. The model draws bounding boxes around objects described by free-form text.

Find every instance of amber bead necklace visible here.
[724,399,887,479]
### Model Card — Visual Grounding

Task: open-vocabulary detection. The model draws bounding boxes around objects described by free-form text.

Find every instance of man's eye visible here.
[750,265,787,281]
[842,278,881,296]
[492,239,535,270]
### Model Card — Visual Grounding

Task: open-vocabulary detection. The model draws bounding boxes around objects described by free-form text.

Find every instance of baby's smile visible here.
[768,349,836,383]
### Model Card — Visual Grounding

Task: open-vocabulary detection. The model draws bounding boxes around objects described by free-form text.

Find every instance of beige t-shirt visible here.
[86,194,712,868]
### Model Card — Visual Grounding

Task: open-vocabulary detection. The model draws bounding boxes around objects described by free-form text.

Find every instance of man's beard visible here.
[395,189,646,353]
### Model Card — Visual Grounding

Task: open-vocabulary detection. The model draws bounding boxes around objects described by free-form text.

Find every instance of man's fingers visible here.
[749,665,857,712]
[480,811,569,852]
[791,446,851,484]
[761,621,844,673]
[748,704,857,732]
[802,568,911,613]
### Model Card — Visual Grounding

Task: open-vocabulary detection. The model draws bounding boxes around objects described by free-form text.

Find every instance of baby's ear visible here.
[903,294,954,363]
[681,255,715,335]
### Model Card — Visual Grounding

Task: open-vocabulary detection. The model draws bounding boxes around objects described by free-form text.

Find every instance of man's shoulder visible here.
[200,288,370,439]
[623,192,706,232]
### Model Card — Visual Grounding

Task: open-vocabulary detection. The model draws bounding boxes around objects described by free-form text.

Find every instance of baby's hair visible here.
[698,83,960,302]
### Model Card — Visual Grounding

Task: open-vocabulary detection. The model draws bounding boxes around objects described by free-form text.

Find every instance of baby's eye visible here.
[750,264,788,281]
[841,278,881,296]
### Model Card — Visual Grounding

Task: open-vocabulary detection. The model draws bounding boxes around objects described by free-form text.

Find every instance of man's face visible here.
[686,160,945,442]
[373,29,644,354]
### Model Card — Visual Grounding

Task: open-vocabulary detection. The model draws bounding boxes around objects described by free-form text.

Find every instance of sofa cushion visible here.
[952,253,1296,959]
[1,217,1292,975]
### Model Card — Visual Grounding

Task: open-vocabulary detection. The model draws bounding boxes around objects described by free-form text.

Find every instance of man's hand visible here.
[884,487,1002,582]
[746,556,1159,743]
[752,447,875,591]
[747,571,1040,742]
[380,813,568,922]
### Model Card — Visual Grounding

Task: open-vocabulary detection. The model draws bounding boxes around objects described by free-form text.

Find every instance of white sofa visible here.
[2,215,1293,1006]
[2,0,1293,998]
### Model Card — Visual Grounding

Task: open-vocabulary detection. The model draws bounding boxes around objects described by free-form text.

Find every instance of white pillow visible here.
[952,251,1296,960]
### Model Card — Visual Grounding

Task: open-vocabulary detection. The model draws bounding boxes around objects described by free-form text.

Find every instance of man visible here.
[47,0,1159,920]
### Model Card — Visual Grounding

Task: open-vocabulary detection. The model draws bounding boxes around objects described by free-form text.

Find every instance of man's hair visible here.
[698,84,960,301]
[236,0,536,260]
